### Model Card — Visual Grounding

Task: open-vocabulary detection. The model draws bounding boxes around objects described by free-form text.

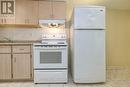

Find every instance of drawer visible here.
[34,70,67,83]
[0,46,11,53]
[12,46,30,53]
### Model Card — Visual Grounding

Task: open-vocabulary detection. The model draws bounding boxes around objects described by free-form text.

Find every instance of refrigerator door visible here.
[74,6,105,29]
[73,30,106,83]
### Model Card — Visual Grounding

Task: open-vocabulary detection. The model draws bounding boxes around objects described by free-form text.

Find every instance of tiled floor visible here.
[0,67,130,87]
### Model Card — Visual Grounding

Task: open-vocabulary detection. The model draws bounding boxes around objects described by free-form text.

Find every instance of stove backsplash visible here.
[0,27,68,42]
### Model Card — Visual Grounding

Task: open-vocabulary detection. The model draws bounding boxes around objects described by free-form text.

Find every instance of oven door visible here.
[34,47,67,69]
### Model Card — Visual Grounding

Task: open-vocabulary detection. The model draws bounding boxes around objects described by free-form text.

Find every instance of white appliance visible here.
[70,6,106,83]
[34,20,68,83]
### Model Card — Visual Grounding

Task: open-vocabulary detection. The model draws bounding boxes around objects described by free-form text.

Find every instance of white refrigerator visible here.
[70,6,106,83]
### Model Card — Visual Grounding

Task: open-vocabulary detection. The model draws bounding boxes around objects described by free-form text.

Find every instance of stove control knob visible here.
[53,35,55,37]
[61,35,66,38]
[42,35,46,38]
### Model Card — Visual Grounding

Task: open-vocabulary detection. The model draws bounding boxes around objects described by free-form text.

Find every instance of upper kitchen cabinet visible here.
[0,17,15,24]
[38,1,51,19]
[0,0,15,24]
[15,0,38,24]
[38,1,66,20]
[53,1,66,19]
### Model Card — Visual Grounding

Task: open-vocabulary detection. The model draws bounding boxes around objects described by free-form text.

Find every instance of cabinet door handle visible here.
[14,57,16,63]
[20,48,24,50]
[4,19,6,23]
[3,19,5,23]
[2,19,3,24]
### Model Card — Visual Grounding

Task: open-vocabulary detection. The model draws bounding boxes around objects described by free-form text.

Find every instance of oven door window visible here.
[40,52,62,63]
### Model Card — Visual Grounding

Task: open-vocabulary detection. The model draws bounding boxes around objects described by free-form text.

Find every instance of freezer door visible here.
[74,7,105,29]
[73,30,106,83]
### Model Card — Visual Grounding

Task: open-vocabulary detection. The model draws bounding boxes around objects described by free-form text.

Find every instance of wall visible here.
[106,9,130,67]
[66,0,130,67]
[0,26,66,41]
[0,28,42,41]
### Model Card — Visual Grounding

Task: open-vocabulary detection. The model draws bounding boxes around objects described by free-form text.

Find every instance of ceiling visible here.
[73,0,130,10]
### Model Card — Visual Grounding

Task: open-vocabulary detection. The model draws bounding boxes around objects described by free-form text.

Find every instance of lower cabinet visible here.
[13,54,31,79]
[0,54,12,79]
[0,45,32,80]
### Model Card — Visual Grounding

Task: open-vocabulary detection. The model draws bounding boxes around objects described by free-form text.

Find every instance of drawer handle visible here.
[20,48,24,50]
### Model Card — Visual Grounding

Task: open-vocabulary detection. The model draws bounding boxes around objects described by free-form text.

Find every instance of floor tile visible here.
[0,68,130,87]
[50,84,64,87]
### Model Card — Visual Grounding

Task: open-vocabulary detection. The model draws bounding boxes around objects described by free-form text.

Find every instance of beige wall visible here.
[67,0,130,67]
[0,28,42,41]
[106,9,130,67]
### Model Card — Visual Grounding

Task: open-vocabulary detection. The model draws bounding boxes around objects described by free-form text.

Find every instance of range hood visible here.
[39,20,65,28]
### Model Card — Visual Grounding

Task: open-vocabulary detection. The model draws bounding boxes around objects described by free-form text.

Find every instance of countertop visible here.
[0,40,41,45]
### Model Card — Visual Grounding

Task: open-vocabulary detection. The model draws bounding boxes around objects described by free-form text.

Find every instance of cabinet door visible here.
[0,17,15,24]
[38,1,51,19]
[15,0,38,24]
[0,54,11,79]
[13,54,31,79]
[53,1,66,19]
[27,0,38,24]
[5,18,15,24]
[15,0,28,24]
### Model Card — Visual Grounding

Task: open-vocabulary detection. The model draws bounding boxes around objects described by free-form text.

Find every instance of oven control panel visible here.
[34,44,67,49]
[42,34,67,39]
[41,41,67,45]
